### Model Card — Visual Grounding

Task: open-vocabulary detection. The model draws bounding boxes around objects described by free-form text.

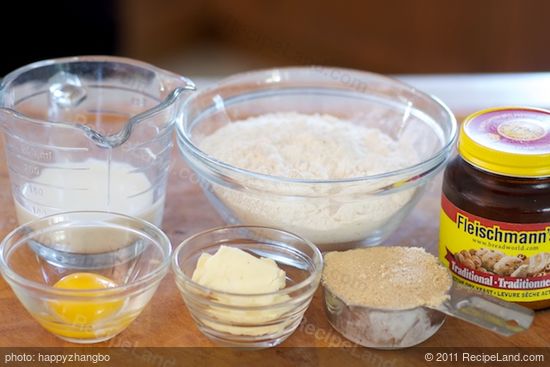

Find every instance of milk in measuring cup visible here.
[14,159,164,250]
[0,56,194,265]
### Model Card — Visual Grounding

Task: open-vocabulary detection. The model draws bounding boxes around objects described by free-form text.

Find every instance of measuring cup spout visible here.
[90,68,196,149]
[0,56,196,149]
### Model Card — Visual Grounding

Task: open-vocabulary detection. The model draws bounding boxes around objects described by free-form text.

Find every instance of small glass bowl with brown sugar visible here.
[322,246,535,349]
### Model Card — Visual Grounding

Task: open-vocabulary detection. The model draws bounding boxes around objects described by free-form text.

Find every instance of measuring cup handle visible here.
[434,283,535,336]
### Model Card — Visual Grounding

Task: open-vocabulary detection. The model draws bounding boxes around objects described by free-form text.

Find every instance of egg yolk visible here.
[37,272,128,340]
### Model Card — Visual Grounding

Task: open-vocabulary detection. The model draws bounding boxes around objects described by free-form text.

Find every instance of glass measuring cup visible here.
[0,56,194,266]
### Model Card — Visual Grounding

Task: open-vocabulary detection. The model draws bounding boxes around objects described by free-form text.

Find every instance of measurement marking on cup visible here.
[4,130,89,156]
[29,204,48,217]
[7,145,54,162]
[7,151,90,170]
[9,168,88,191]
[21,163,41,177]
[25,184,45,197]
[17,193,84,215]
[20,196,61,210]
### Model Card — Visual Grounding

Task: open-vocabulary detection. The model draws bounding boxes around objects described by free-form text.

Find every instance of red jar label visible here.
[439,194,550,302]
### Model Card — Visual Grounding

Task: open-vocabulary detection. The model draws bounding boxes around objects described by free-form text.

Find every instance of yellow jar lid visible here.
[459,106,550,177]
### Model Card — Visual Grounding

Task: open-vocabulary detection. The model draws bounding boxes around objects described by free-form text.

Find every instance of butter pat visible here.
[192,246,286,294]
[191,246,291,336]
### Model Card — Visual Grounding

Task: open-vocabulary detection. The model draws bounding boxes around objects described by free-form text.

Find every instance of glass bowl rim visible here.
[177,66,458,185]
[0,210,172,296]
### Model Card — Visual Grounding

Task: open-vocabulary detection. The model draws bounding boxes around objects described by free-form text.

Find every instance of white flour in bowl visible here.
[198,112,420,245]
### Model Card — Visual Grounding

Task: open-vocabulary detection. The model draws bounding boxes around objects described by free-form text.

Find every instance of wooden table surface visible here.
[0,73,549,363]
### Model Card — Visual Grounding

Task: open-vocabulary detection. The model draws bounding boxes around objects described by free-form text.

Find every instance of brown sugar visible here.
[322,246,452,310]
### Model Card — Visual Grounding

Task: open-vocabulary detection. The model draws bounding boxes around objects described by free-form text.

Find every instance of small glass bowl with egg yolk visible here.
[0,211,171,344]
[172,225,323,348]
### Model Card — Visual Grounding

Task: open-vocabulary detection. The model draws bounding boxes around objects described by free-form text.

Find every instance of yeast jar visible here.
[440,107,550,309]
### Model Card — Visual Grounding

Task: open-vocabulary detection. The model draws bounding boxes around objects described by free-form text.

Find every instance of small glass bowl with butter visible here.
[0,211,172,343]
[172,225,323,348]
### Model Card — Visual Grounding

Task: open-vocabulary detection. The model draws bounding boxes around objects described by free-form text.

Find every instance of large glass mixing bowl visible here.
[177,67,457,249]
